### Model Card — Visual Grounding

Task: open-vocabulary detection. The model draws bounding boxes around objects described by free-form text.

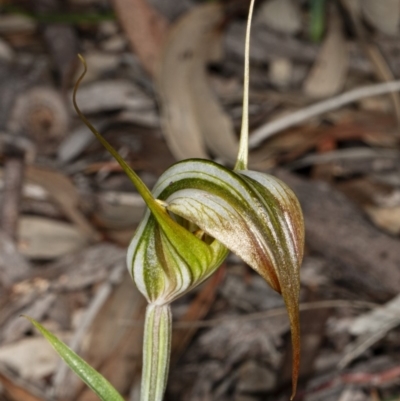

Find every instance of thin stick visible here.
[288,147,400,170]
[249,80,400,148]
[338,318,400,369]
[1,149,24,240]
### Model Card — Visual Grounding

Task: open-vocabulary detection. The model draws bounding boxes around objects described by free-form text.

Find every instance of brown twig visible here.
[340,0,400,130]
[0,146,25,240]
[304,365,400,398]
[249,80,400,147]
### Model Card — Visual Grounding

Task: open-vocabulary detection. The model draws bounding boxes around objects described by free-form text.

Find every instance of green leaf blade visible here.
[26,317,125,401]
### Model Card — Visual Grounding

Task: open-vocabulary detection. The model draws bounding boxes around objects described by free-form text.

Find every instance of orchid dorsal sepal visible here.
[157,159,303,398]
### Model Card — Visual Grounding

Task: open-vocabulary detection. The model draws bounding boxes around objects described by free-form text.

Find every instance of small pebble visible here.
[269,58,293,88]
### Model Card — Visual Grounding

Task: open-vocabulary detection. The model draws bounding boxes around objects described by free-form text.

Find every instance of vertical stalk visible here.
[141,304,172,401]
[234,0,256,171]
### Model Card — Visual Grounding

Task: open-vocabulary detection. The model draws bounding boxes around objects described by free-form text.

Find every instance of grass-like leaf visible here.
[25,316,124,401]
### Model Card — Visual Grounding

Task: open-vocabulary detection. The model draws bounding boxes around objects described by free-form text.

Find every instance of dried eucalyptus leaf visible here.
[256,0,302,35]
[18,217,87,259]
[365,205,400,235]
[157,3,238,163]
[304,11,349,98]
[362,0,399,36]
[71,80,154,114]
[0,337,59,381]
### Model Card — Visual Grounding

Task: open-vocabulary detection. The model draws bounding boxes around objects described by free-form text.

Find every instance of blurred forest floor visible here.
[0,0,400,400]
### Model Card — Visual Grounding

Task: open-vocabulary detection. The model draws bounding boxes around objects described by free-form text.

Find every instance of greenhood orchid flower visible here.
[74,0,304,399]
[124,156,304,401]
[29,1,304,401]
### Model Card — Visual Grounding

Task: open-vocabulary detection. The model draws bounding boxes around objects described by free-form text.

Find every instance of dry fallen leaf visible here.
[361,0,399,36]
[256,0,302,35]
[269,58,293,89]
[341,0,400,128]
[95,191,145,230]
[0,37,14,62]
[73,52,120,84]
[111,0,169,76]
[0,368,47,401]
[57,122,104,164]
[18,216,87,260]
[157,3,238,163]
[0,231,31,287]
[338,294,400,368]
[0,337,60,381]
[337,177,400,235]
[70,79,154,114]
[7,87,69,147]
[365,206,400,235]
[303,8,348,98]
[26,166,99,241]
[349,294,400,336]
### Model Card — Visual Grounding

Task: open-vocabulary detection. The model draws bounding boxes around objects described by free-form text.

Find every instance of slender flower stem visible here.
[234,0,256,171]
[141,304,172,401]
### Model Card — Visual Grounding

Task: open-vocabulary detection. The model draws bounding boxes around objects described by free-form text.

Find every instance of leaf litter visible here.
[0,0,400,400]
